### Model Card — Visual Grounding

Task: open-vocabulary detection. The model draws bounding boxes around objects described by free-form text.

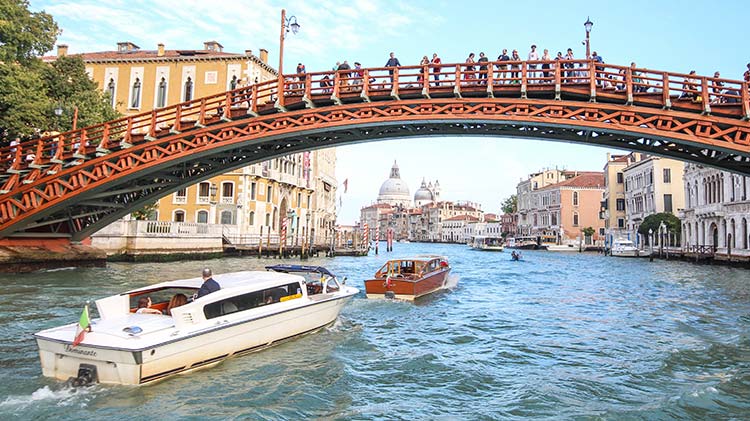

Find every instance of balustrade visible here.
[2,59,749,180]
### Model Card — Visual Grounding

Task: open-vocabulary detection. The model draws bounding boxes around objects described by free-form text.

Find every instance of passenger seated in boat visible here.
[167,293,188,315]
[135,297,162,315]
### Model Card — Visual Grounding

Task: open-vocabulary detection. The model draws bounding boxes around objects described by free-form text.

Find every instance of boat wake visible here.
[0,385,97,410]
[41,266,78,273]
[444,274,460,290]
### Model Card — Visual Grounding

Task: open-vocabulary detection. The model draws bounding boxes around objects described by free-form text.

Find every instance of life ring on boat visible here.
[383,277,393,289]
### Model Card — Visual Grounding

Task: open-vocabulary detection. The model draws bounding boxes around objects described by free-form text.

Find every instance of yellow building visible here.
[49,41,337,244]
[602,153,643,238]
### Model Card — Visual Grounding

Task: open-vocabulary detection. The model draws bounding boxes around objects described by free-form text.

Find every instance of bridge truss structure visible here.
[1,59,749,240]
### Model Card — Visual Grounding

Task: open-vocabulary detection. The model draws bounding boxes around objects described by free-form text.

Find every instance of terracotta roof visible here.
[361,203,393,211]
[443,215,480,222]
[538,172,604,190]
[609,154,630,163]
[484,213,498,221]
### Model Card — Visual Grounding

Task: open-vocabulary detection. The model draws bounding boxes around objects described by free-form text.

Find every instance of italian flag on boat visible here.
[72,304,91,347]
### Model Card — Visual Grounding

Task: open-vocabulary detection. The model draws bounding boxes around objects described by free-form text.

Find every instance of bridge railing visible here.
[2,59,750,186]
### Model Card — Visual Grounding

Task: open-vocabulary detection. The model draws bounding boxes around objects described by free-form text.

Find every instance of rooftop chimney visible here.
[259,48,268,64]
[244,49,253,56]
[157,43,165,57]
[57,44,69,57]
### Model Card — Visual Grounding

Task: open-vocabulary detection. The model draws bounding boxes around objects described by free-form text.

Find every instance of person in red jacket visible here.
[431,53,442,86]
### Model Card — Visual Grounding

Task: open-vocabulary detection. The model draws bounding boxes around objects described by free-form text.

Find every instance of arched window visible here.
[173,210,185,222]
[107,78,116,107]
[184,77,193,102]
[197,210,209,223]
[573,212,579,227]
[572,191,579,206]
[272,208,278,230]
[249,211,255,225]
[130,77,141,108]
[220,210,233,225]
[156,77,167,108]
[265,212,270,227]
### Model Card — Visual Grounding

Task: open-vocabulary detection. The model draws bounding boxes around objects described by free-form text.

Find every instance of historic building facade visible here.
[680,164,750,260]
[361,162,482,242]
[50,41,337,243]
[500,213,518,237]
[516,169,578,236]
[523,172,606,243]
[622,155,684,243]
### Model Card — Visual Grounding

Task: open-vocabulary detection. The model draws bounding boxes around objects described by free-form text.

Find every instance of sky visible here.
[30,0,750,224]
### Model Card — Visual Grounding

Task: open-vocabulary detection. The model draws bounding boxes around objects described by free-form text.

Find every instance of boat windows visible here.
[399,261,416,275]
[129,288,197,313]
[203,282,302,320]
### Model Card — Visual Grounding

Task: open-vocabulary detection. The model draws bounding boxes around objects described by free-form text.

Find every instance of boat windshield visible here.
[129,287,198,314]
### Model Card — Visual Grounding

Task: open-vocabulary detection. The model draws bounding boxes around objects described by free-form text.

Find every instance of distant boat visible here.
[611,239,640,257]
[470,235,504,251]
[545,243,578,252]
[364,255,452,300]
[506,236,540,250]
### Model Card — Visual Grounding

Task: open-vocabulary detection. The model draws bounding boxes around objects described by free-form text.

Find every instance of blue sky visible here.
[31,0,750,224]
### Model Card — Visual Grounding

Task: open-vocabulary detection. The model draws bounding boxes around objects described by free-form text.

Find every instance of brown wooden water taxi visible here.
[364,256,452,300]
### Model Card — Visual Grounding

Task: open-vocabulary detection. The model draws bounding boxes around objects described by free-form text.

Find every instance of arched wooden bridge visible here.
[1,59,749,241]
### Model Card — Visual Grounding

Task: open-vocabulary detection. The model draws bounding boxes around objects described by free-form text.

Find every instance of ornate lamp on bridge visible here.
[278,9,301,84]
[54,104,79,131]
[583,17,593,59]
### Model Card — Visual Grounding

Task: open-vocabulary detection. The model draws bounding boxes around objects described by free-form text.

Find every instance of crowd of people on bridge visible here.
[287,47,750,107]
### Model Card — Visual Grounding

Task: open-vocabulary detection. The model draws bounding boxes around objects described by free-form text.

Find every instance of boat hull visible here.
[611,249,640,257]
[364,268,450,300]
[471,245,504,252]
[36,295,353,385]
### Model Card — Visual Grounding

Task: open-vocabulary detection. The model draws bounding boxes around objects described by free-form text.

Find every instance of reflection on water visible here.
[1,243,749,419]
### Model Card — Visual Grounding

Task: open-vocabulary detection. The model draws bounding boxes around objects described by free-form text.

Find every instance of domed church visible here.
[377,161,412,207]
[414,178,440,207]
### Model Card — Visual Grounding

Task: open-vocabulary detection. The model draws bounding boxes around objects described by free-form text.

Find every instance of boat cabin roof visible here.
[385,255,446,263]
[265,264,337,277]
[123,271,303,296]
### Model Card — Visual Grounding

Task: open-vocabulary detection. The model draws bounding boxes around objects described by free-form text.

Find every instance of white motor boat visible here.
[610,239,640,257]
[470,235,504,251]
[34,265,358,386]
[545,243,578,252]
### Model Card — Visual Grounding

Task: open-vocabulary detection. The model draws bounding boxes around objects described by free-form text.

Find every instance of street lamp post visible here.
[278,9,300,89]
[583,17,593,59]
[54,104,79,131]
[209,182,218,224]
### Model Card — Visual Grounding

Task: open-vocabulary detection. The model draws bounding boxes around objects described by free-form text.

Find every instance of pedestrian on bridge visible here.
[527,45,539,82]
[385,52,401,84]
[497,49,510,83]
[431,53,442,86]
[478,52,489,84]
[744,63,750,83]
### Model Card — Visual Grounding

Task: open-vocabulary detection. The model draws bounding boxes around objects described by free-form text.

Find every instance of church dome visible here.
[377,161,411,207]
[414,178,433,202]
[379,178,410,197]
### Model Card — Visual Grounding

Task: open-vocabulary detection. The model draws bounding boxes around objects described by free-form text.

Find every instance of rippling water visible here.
[1,243,749,419]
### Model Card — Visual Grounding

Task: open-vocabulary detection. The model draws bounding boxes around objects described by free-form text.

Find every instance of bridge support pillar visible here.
[0,237,106,273]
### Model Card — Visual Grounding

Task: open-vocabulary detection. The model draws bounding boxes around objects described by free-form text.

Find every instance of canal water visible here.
[1,242,749,419]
